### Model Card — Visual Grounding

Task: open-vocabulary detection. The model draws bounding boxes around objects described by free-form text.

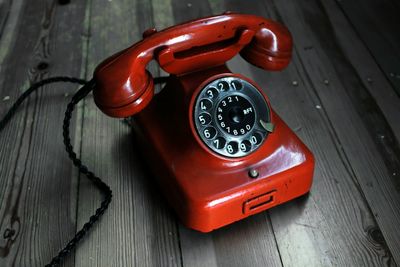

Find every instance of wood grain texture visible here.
[171,1,283,267]
[217,0,398,266]
[269,0,400,264]
[336,0,400,96]
[0,0,12,55]
[0,0,25,74]
[0,0,87,266]
[74,0,181,266]
[320,0,400,143]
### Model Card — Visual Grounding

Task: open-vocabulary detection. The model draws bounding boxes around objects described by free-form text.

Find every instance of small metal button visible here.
[248,169,259,178]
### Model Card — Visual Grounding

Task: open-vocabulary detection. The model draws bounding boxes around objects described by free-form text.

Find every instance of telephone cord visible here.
[0,76,167,266]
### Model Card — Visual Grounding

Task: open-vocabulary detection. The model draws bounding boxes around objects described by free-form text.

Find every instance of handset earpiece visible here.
[93,43,155,118]
[240,21,293,71]
[93,58,154,118]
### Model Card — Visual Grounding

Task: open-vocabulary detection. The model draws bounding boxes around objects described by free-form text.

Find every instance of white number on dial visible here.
[250,135,257,144]
[199,115,206,125]
[240,143,246,151]
[204,129,211,138]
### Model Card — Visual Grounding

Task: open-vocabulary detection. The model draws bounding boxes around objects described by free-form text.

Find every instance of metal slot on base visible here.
[243,191,277,215]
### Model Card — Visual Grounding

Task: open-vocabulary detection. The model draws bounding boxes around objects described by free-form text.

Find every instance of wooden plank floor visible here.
[1,0,399,266]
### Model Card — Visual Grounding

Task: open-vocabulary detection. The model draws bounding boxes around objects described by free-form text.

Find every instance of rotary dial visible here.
[193,76,272,158]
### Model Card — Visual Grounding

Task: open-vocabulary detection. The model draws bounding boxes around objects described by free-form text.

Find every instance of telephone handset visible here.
[93,13,292,117]
[93,13,314,232]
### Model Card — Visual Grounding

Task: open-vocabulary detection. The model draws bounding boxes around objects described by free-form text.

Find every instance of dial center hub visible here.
[229,107,243,123]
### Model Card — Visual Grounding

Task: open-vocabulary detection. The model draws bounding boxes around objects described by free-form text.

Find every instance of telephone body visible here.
[93,13,314,232]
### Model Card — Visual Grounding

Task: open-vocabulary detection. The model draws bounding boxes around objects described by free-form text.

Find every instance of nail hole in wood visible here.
[3,228,15,239]
[58,0,70,5]
[37,62,49,70]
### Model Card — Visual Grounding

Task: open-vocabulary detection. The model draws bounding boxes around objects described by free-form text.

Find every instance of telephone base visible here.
[133,66,314,232]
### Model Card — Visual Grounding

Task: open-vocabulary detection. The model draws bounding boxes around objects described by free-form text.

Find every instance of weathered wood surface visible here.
[266,1,400,264]
[0,0,399,266]
[0,0,86,266]
[336,0,400,96]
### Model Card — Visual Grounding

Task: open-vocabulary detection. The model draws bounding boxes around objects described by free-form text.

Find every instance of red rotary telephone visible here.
[93,13,314,232]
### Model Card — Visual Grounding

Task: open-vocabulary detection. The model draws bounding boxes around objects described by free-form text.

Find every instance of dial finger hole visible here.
[205,87,218,99]
[226,141,238,154]
[217,81,229,91]
[240,140,252,152]
[203,127,217,140]
[231,80,243,90]
[250,132,263,145]
[199,99,212,111]
[198,113,211,125]
[212,136,226,149]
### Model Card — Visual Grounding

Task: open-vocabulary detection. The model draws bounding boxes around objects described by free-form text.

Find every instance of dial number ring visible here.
[216,95,255,136]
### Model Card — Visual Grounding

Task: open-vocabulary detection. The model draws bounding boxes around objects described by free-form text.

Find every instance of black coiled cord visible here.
[47,79,113,267]
[0,76,168,266]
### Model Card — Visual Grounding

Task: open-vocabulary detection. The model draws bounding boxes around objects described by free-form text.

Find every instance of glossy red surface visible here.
[133,66,314,232]
[93,13,292,118]
[92,14,314,232]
